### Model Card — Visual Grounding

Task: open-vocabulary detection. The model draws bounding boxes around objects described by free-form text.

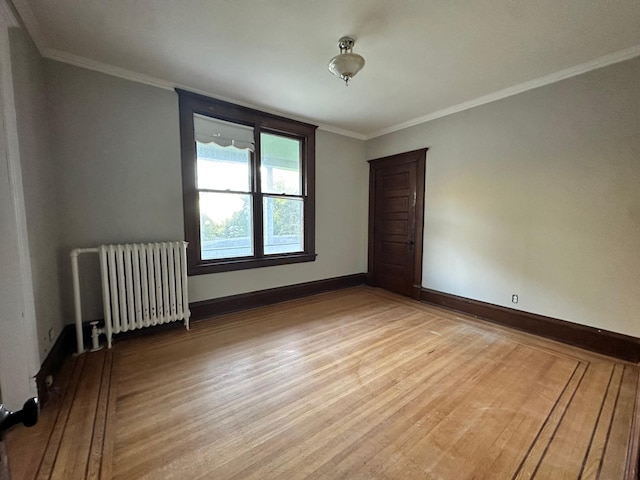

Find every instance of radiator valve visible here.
[90,321,104,351]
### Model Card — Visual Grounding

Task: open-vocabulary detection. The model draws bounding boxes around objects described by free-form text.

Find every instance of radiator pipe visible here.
[70,247,99,355]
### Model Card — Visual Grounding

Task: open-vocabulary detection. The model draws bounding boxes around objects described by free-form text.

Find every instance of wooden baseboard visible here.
[190,273,366,321]
[34,324,76,405]
[421,288,640,363]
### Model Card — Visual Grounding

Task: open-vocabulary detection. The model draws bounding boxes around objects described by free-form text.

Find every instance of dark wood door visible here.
[368,149,427,298]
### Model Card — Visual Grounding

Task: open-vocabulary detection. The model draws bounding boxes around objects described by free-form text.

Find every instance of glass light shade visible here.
[328,53,365,83]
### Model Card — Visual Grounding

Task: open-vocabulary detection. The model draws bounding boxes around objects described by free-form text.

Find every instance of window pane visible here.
[197,142,251,192]
[260,133,301,195]
[200,192,253,260]
[263,196,303,255]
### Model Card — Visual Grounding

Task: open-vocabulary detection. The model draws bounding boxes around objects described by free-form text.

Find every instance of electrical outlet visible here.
[512,294,518,304]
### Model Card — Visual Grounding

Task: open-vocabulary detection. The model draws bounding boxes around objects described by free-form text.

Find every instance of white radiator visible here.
[71,241,190,353]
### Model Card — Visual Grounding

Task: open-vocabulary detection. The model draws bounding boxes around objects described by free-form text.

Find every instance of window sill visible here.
[188,252,317,275]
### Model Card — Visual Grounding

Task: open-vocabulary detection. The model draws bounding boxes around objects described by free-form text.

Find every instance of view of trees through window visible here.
[200,182,301,239]
[201,198,249,240]
[197,135,303,260]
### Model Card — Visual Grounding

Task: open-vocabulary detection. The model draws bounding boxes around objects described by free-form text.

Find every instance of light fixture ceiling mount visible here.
[328,36,365,86]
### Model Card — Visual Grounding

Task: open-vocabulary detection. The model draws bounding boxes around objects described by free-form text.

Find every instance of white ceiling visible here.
[13,0,640,139]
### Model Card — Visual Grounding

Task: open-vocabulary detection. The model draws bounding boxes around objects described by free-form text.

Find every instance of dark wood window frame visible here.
[177,89,317,275]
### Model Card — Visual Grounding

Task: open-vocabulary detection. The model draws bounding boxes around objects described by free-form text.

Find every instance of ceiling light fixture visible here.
[328,36,365,86]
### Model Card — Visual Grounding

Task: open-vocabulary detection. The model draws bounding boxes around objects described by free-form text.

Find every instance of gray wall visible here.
[10,28,62,360]
[45,61,368,320]
[366,57,640,337]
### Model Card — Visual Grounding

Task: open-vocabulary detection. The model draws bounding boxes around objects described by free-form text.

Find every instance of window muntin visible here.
[178,89,316,274]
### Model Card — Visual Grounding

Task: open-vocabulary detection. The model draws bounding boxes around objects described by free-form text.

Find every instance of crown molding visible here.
[365,44,640,140]
[44,48,175,90]
[0,0,19,27]
[316,124,367,141]
[43,49,366,141]
[9,0,46,52]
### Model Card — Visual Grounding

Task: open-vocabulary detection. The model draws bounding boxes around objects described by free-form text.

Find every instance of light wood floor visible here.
[7,287,639,479]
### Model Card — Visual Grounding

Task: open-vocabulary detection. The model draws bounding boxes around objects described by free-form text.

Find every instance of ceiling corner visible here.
[10,0,47,53]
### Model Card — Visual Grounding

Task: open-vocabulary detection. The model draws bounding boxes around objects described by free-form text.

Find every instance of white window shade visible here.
[194,114,255,151]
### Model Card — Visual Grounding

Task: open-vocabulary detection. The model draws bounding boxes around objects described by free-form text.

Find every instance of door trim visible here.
[0,5,41,411]
[367,148,427,299]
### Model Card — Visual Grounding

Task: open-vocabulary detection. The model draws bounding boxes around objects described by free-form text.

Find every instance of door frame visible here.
[367,148,427,300]
[0,1,40,412]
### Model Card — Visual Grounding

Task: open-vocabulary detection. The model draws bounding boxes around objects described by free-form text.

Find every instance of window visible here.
[177,90,317,274]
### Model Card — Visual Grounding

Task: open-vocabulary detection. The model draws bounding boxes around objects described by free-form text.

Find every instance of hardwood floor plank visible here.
[465,359,582,478]
[532,362,615,479]
[98,352,119,480]
[209,322,503,480]
[301,338,519,480]
[8,287,636,480]
[380,346,576,479]
[49,351,107,480]
[113,311,450,478]
[625,367,640,480]
[35,355,86,480]
[114,299,403,423]
[512,362,587,479]
[6,354,80,480]
[86,350,113,480]
[580,363,625,479]
[598,364,639,480]
[104,289,640,480]
[112,295,395,404]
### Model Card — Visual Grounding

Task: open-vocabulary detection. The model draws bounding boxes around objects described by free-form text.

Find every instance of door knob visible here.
[0,398,39,438]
